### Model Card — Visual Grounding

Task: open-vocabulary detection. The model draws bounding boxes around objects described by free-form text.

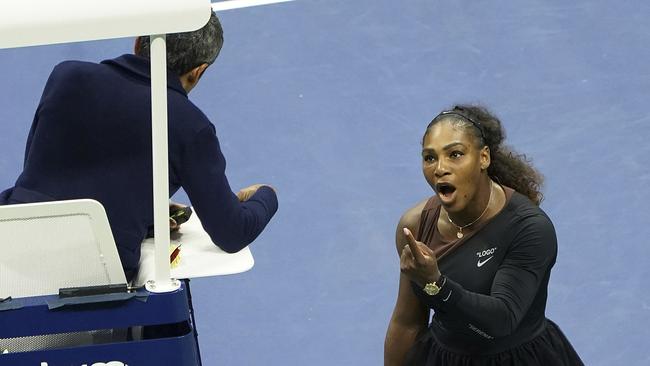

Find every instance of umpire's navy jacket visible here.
[0,55,278,279]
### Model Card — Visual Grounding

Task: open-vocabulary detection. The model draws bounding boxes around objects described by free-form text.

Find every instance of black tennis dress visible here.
[406,188,583,365]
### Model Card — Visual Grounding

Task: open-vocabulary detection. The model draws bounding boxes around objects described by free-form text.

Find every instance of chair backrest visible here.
[0,199,126,299]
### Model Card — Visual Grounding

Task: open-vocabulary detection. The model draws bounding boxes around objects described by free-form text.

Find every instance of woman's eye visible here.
[450,151,464,159]
[423,155,436,162]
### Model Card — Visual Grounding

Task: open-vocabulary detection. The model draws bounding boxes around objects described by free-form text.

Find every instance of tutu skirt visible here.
[405,319,584,366]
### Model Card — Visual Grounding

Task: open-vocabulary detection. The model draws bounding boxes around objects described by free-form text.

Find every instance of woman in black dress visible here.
[384,105,583,365]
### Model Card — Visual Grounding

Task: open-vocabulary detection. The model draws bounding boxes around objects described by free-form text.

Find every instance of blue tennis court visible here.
[1,0,648,364]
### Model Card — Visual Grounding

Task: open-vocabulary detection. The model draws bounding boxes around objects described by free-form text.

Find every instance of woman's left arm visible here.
[406,214,557,338]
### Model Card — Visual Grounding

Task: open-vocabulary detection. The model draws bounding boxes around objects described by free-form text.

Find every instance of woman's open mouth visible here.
[435,182,457,203]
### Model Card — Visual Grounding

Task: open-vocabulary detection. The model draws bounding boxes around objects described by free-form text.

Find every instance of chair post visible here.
[147,33,180,293]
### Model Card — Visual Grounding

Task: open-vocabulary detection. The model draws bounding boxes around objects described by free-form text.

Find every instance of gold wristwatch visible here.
[423,276,445,296]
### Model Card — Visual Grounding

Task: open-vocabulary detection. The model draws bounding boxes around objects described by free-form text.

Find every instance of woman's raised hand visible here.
[400,228,441,286]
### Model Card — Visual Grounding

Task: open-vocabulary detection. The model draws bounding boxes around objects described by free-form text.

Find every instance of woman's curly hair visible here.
[425,104,544,205]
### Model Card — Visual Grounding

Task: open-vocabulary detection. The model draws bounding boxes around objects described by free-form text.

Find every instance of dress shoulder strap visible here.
[416,195,442,243]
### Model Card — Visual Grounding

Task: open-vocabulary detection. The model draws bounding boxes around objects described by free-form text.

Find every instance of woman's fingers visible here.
[403,228,426,264]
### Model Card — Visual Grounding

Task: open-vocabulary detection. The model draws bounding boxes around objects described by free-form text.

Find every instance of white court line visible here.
[212,0,295,11]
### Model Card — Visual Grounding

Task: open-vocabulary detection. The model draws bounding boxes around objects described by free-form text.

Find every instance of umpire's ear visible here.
[180,64,209,94]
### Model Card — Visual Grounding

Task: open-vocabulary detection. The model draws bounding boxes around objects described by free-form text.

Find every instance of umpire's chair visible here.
[0,199,201,365]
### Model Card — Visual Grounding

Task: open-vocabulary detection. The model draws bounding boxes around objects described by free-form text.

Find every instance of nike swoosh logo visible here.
[442,290,452,302]
[477,256,493,267]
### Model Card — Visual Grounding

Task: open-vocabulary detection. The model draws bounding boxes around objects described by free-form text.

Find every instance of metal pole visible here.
[146,33,180,293]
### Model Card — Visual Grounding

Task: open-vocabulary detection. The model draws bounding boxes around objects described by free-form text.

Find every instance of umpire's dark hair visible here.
[136,11,224,76]
[424,104,544,205]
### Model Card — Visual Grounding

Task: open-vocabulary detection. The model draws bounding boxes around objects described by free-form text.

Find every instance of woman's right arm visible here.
[384,201,430,366]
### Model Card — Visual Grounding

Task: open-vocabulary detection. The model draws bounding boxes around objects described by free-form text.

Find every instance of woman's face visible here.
[422,120,489,213]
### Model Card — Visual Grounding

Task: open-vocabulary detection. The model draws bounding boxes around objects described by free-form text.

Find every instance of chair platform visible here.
[0,283,201,366]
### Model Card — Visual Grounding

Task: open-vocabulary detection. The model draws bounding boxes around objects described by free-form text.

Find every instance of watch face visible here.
[423,282,440,296]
